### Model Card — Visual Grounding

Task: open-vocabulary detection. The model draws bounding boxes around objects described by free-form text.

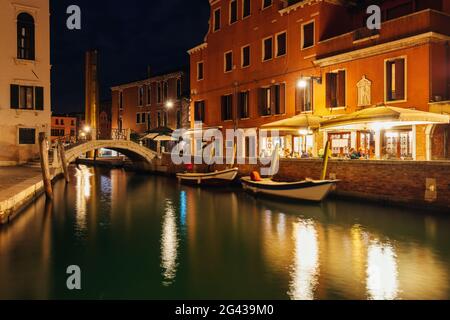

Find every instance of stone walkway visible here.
[0,164,50,224]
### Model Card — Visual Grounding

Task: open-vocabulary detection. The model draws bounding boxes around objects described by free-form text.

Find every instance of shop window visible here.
[329,132,351,157]
[384,130,413,159]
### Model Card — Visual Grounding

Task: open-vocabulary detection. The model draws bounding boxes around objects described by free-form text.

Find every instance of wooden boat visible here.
[241,141,338,202]
[241,177,336,202]
[176,168,239,186]
[177,142,238,186]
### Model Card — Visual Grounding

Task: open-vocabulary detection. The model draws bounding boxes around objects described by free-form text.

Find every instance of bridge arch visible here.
[64,140,158,165]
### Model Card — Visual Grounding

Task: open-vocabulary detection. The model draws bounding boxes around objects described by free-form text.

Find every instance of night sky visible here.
[50,0,210,114]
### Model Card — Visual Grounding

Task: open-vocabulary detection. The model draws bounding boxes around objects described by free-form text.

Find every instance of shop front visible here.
[260,114,322,158]
[321,106,450,161]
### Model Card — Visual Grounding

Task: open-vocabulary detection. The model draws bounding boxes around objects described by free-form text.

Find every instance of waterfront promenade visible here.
[0,165,51,224]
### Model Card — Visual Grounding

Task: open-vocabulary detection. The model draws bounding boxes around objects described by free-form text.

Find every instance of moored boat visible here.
[240,141,338,202]
[240,177,337,202]
[176,168,239,186]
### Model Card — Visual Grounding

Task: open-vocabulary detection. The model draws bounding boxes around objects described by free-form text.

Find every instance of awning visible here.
[261,114,323,131]
[320,106,450,130]
[153,134,177,142]
[141,127,174,140]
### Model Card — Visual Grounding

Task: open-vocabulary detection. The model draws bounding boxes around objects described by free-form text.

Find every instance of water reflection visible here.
[161,199,179,286]
[74,165,93,234]
[180,191,187,227]
[366,240,399,300]
[288,220,320,300]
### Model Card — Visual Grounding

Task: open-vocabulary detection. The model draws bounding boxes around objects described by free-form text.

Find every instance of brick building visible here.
[50,114,77,143]
[188,0,450,160]
[111,70,189,136]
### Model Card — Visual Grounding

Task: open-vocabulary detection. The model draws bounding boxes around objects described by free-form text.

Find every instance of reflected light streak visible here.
[180,191,187,227]
[74,165,93,233]
[366,240,399,300]
[161,199,179,286]
[288,220,319,300]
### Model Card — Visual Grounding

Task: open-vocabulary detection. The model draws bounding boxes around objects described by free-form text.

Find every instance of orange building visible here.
[50,115,77,143]
[111,70,189,136]
[189,0,450,160]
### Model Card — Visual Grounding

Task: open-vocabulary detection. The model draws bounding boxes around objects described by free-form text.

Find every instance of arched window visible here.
[17,13,35,60]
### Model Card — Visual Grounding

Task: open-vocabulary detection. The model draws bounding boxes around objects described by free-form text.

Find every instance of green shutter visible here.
[35,86,44,110]
[10,85,19,109]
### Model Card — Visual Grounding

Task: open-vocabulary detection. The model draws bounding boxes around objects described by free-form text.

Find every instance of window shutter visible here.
[10,85,19,109]
[221,96,226,120]
[35,86,44,110]
[386,61,393,101]
[326,73,336,108]
[279,84,286,114]
[258,88,264,116]
[395,59,405,100]
[295,86,302,113]
[337,70,346,107]
[270,86,276,115]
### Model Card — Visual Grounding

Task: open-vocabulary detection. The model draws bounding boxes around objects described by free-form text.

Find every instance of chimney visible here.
[147,65,152,78]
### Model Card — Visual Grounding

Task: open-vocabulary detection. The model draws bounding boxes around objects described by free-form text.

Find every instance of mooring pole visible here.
[321,140,332,181]
[58,140,70,183]
[39,132,53,200]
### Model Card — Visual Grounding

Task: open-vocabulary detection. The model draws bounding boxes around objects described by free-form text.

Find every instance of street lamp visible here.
[166,100,174,109]
[297,78,308,89]
[83,125,91,133]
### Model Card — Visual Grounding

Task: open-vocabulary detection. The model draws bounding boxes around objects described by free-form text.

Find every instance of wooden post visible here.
[321,140,332,181]
[39,132,53,200]
[58,140,70,183]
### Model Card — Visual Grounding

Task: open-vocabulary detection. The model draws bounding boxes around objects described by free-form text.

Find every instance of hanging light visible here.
[297,78,308,89]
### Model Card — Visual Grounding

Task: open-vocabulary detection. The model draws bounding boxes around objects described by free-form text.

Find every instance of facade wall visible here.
[111,71,188,135]
[0,0,51,165]
[189,0,450,161]
[50,116,77,143]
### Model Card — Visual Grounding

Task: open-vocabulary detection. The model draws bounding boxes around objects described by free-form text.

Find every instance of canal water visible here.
[0,165,449,300]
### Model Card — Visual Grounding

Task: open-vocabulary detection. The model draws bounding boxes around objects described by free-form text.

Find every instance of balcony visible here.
[317,9,450,60]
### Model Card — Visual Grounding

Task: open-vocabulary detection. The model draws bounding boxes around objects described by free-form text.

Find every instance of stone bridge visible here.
[58,139,158,168]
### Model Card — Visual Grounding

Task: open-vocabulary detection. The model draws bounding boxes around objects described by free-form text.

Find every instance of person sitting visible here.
[349,148,361,160]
